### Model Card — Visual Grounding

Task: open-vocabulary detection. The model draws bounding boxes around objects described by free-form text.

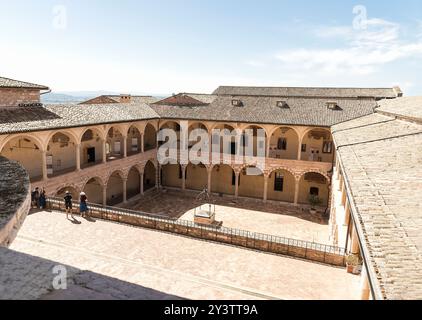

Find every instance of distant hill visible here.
[42,91,170,104]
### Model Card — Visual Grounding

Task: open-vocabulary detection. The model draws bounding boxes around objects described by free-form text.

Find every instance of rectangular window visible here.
[274,173,284,192]
[231,142,236,155]
[310,187,319,196]
[323,141,333,154]
[301,144,307,152]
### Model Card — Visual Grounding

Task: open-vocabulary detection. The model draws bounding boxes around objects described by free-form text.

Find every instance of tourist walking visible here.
[64,191,74,220]
[80,192,89,218]
[39,189,47,209]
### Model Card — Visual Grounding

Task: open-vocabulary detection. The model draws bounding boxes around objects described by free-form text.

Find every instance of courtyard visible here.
[9,210,360,300]
[122,189,330,244]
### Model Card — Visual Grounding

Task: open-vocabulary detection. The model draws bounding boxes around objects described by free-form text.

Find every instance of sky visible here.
[1,0,422,95]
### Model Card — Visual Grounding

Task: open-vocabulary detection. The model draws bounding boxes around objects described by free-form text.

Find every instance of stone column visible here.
[235,172,240,198]
[263,175,269,202]
[207,168,212,195]
[122,178,127,203]
[141,134,145,153]
[122,136,128,158]
[76,143,81,171]
[350,223,360,255]
[182,165,186,191]
[297,137,303,161]
[294,178,300,205]
[102,139,107,164]
[102,186,107,207]
[266,136,271,158]
[344,199,351,226]
[360,267,371,300]
[42,150,48,181]
[140,172,144,195]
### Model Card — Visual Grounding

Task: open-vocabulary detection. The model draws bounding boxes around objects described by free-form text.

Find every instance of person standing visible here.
[39,189,47,209]
[80,192,89,218]
[64,191,74,220]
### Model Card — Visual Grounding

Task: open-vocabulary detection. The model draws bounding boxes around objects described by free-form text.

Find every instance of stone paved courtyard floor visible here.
[8,210,361,300]
[123,190,330,244]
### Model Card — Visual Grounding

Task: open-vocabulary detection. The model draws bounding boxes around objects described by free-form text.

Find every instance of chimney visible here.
[120,94,132,103]
[393,86,403,98]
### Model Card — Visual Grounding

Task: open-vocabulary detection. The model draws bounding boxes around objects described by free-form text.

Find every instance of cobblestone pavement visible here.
[7,211,360,300]
[124,190,330,244]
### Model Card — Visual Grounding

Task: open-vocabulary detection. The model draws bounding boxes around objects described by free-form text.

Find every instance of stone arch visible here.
[106,170,125,206]
[298,171,330,207]
[144,123,157,151]
[126,125,143,155]
[0,134,45,181]
[300,127,333,163]
[185,162,208,191]
[79,127,105,166]
[237,165,265,199]
[161,163,183,189]
[143,160,157,191]
[82,176,105,205]
[126,166,141,200]
[46,131,79,176]
[268,126,301,160]
[267,168,297,203]
[106,126,126,159]
[210,164,236,195]
[54,184,81,199]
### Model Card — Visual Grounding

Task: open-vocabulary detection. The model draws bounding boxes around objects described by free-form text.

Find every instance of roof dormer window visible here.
[326,101,342,111]
[232,99,243,107]
[276,101,290,109]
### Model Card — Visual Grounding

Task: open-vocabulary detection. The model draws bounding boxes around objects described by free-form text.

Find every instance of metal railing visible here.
[46,197,346,264]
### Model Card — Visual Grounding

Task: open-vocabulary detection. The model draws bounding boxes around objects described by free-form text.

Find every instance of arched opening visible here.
[81,128,104,168]
[300,129,334,163]
[211,164,235,195]
[242,125,267,157]
[161,164,183,189]
[188,122,208,149]
[298,172,330,207]
[83,177,103,205]
[269,127,299,160]
[144,124,157,151]
[238,166,264,199]
[143,161,156,191]
[127,126,142,156]
[106,171,124,206]
[211,124,236,156]
[127,167,141,200]
[267,169,296,203]
[0,136,43,181]
[56,186,79,200]
[106,127,124,161]
[47,132,77,177]
[186,163,207,191]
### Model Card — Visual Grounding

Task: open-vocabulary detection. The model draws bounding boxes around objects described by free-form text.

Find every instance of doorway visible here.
[87,147,96,163]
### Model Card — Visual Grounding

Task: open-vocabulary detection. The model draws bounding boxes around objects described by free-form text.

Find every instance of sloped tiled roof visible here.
[377,96,422,121]
[153,94,210,106]
[213,86,400,99]
[151,95,377,127]
[332,97,422,299]
[80,95,158,105]
[0,77,49,90]
[0,104,160,134]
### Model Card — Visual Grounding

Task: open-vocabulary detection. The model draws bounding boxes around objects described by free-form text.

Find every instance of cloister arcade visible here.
[0,119,332,209]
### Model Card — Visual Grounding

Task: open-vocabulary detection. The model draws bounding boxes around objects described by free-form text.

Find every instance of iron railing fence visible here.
[46,197,346,260]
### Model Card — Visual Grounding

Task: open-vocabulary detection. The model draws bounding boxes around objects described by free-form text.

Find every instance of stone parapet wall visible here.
[0,88,40,107]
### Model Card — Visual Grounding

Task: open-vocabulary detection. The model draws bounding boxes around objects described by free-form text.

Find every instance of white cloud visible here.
[275,18,422,76]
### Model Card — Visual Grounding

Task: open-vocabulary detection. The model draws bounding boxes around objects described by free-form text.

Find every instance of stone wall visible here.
[0,88,40,107]
[0,156,31,246]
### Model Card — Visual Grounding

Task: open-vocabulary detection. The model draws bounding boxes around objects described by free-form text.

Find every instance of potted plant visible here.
[345,254,362,274]
[308,195,322,214]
